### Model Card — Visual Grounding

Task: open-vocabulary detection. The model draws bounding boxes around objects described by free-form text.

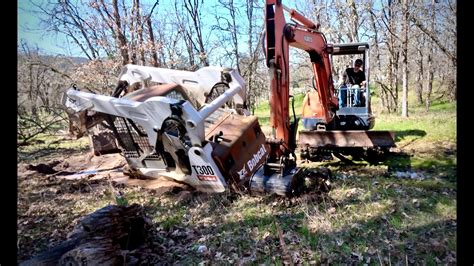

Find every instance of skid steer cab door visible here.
[331,42,374,130]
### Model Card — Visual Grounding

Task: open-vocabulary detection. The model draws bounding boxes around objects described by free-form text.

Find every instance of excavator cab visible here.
[332,42,375,130]
[299,42,396,162]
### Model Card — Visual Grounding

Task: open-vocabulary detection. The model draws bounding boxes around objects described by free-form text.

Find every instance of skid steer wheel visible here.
[205,83,234,108]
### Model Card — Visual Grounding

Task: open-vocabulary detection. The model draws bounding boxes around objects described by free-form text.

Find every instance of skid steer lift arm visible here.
[64,66,246,148]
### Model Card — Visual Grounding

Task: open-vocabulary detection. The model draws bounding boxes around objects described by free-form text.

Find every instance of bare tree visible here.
[243,0,260,110]
[18,42,74,145]
[144,1,160,67]
[377,0,402,113]
[401,0,409,117]
[33,0,101,60]
[423,0,435,111]
[408,0,456,106]
[366,2,387,111]
[214,0,241,73]
[101,0,130,65]
[347,0,360,42]
[182,0,209,67]
[174,1,196,68]
[132,0,146,65]
[414,33,425,105]
[22,0,456,119]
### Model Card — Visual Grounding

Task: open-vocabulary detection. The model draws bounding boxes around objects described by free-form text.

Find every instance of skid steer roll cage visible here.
[63,65,246,148]
[62,65,247,193]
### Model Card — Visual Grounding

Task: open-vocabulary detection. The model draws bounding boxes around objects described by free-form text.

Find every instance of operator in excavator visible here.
[338,59,366,107]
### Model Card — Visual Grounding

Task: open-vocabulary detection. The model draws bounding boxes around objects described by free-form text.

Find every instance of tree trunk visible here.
[184,0,208,67]
[368,6,386,111]
[388,56,395,113]
[348,0,359,42]
[145,1,160,67]
[393,51,399,112]
[246,0,254,109]
[425,0,435,111]
[425,52,433,111]
[112,0,130,65]
[134,0,146,66]
[147,17,159,67]
[230,0,240,73]
[20,204,151,266]
[401,0,409,117]
[385,0,399,113]
[415,42,424,105]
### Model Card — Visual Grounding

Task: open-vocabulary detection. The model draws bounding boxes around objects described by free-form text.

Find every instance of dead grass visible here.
[17,111,456,264]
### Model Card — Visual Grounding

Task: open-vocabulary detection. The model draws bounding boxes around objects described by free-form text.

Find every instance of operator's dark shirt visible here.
[344,68,366,86]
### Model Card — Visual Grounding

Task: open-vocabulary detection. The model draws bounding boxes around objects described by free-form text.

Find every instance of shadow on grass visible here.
[384,151,413,171]
[315,149,412,171]
[297,215,457,264]
[394,129,427,142]
[221,186,454,264]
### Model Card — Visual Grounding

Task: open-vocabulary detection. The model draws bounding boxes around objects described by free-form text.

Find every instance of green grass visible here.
[18,134,90,162]
[299,225,319,249]
[372,106,456,142]
[19,158,457,264]
[388,213,403,229]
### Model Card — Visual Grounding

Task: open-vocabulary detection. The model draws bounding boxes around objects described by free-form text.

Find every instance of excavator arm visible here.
[264,0,338,158]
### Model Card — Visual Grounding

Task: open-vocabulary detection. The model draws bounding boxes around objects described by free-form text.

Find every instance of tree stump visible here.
[20,204,152,265]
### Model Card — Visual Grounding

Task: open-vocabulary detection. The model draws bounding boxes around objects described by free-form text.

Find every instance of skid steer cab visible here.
[62,65,273,194]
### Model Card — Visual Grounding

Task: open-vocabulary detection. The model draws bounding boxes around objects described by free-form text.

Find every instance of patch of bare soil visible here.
[17,149,192,262]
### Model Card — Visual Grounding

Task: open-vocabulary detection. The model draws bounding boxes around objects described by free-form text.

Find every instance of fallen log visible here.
[20,204,152,265]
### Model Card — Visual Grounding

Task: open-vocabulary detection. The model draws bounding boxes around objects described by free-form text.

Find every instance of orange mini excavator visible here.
[263,0,395,164]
